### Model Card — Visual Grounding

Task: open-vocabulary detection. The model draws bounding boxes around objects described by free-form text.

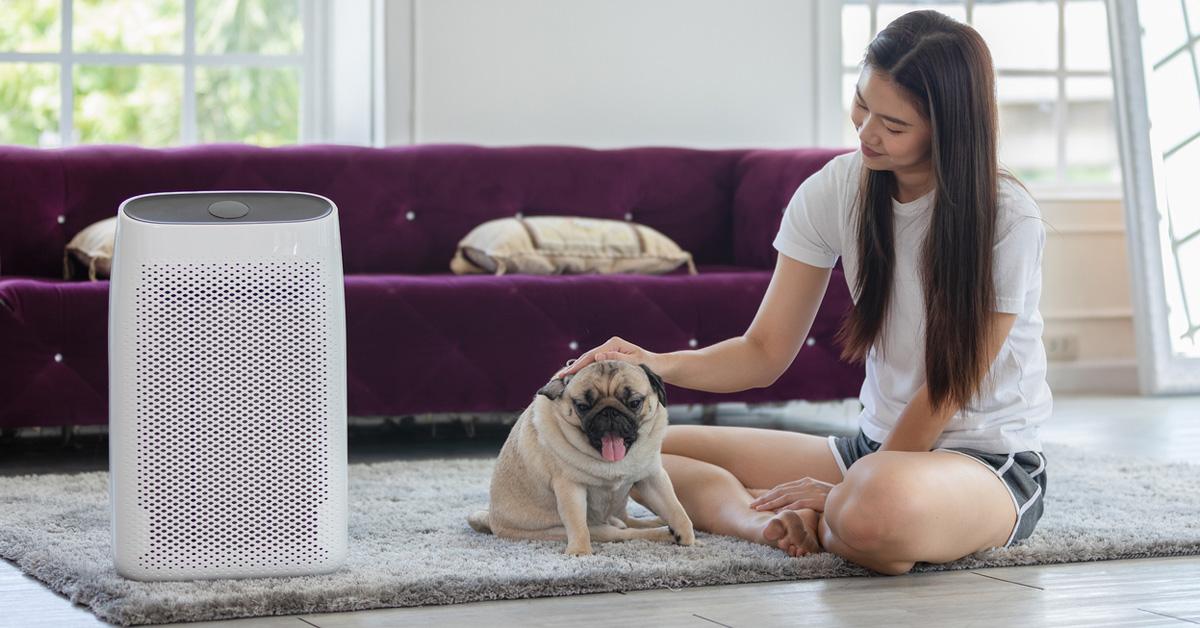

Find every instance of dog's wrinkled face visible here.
[537,360,667,463]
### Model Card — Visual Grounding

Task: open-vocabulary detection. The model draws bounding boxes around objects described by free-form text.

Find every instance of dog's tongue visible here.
[601,433,626,462]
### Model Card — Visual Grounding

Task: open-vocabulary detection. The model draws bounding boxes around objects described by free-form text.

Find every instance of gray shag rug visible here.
[2,440,1199,626]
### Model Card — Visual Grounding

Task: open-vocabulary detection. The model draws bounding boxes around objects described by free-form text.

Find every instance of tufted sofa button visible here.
[688,338,698,348]
[806,337,816,346]
[568,340,578,351]
[624,212,633,221]
[57,215,65,224]
[405,211,416,221]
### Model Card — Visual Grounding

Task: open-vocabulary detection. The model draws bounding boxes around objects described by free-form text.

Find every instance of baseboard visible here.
[1,366,1136,439]
[1046,358,1139,394]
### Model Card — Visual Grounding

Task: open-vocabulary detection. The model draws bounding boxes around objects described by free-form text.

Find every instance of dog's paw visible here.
[649,525,675,544]
[565,542,593,556]
[667,524,696,546]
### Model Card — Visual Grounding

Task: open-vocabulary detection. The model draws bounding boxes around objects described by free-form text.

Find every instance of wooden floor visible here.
[2,393,1199,627]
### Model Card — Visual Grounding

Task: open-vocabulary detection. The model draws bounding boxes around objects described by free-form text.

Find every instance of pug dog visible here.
[467,360,696,556]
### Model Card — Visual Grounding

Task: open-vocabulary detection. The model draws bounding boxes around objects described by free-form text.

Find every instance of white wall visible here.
[324,1,376,145]
[384,0,828,148]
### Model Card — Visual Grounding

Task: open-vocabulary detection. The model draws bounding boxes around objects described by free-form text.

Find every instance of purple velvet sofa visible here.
[0,143,863,429]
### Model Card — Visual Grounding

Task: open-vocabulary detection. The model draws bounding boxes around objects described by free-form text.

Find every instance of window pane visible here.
[1164,136,1200,355]
[0,0,60,53]
[843,3,871,68]
[74,65,181,146]
[1064,0,1109,71]
[997,76,1057,184]
[1064,77,1119,184]
[1172,237,1200,354]
[1147,51,1200,152]
[1137,0,1189,66]
[0,63,60,146]
[1164,137,1200,245]
[196,66,299,146]
[74,0,183,54]
[841,71,861,148]
[973,0,1058,71]
[197,0,302,55]
[877,2,967,35]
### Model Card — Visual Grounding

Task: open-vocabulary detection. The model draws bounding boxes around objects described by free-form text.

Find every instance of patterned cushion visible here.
[450,216,696,276]
[63,216,117,280]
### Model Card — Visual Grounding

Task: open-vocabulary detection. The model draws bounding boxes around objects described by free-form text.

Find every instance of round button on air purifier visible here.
[207,200,250,219]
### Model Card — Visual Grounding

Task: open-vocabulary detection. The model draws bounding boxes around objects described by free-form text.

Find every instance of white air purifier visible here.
[108,191,348,581]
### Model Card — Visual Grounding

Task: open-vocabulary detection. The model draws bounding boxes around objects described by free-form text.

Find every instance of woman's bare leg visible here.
[660,425,844,488]
[629,426,1018,575]
[628,424,844,553]
[630,453,791,548]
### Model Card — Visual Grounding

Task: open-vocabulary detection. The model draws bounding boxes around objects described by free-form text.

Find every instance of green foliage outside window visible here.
[0,0,60,53]
[74,65,183,146]
[197,67,299,145]
[0,63,59,146]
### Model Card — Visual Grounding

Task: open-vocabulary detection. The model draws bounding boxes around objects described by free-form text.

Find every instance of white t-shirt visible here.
[772,148,1051,454]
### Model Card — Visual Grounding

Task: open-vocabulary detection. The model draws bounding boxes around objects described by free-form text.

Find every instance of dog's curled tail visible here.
[467,510,492,534]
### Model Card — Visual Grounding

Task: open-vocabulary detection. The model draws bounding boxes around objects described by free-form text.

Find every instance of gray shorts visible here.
[827,429,1047,548]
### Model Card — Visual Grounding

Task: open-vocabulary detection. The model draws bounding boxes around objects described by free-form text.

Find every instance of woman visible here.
[553,10,1050,576]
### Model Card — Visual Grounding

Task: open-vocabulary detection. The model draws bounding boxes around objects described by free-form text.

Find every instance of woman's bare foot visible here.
[761,508,825,557]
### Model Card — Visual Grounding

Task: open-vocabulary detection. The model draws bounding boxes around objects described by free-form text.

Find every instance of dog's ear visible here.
[638,363,667,407]
[537,373,571,401]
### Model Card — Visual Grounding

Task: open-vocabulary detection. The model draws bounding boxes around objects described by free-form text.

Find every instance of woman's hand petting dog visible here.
[555,335,665,380]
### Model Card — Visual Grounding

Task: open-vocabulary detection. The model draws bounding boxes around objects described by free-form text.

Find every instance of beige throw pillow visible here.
[450,216,698,276]
[64,216,117,280]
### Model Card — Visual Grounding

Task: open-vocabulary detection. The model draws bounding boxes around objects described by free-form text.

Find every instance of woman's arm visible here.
[658,254,833,394]
[880,311,1018,452]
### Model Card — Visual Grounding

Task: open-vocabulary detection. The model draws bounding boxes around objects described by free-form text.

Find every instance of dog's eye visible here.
[629,398,642,410]
[574,402,590,414]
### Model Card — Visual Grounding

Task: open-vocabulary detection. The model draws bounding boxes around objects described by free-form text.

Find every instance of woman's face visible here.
[850,67,933,173]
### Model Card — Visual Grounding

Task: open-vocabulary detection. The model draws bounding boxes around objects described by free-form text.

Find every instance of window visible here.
[840,0,1120,193]
[0,0,316,148]
[1132,0,1200,360]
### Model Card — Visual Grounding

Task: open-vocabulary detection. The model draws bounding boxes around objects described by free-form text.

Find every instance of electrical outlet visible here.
[1044,333,1080,361]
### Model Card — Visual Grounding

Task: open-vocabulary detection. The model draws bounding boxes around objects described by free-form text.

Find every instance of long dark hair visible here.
[833,10,1031,416]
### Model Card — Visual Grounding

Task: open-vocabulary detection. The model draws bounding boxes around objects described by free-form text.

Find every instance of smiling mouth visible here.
[862,144,883,157]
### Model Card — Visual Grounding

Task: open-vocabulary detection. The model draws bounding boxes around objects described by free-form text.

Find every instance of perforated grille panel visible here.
[132,260,332,572]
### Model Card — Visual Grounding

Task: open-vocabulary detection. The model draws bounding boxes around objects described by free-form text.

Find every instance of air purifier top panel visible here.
[122,191,332,225]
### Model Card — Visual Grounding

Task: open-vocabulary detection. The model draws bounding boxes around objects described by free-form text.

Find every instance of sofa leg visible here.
[60,424,76,447]
[700,404,718,426]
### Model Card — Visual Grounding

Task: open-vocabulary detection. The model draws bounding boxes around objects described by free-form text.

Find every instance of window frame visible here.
[825,0,1123,199]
